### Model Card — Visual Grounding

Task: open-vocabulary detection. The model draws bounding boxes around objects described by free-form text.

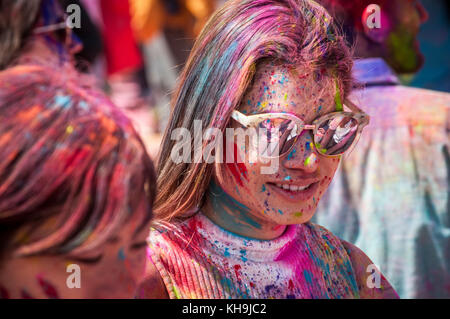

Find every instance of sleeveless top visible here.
[147,213,360,299]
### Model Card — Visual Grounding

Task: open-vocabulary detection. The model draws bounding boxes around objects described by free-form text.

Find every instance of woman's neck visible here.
[201,181,286,240]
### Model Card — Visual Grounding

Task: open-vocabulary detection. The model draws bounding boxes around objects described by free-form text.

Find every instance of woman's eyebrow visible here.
[129,241,147,250]
[106,236,120,244]
[70,254,104,264]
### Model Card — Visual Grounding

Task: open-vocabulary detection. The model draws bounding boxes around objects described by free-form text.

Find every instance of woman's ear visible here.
[361,4,391,44]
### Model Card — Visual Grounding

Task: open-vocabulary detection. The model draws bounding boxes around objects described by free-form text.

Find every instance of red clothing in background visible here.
[100,0,142,75]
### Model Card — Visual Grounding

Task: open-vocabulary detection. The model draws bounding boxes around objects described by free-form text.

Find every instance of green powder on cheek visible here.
[304,156,312,166]
[294,211,303,217]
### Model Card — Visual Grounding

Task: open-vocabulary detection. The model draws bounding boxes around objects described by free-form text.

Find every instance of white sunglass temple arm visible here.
[230,110,250,127]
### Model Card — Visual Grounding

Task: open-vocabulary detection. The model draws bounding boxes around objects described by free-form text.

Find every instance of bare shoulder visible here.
[341,240,399,299]
[135,258,169,299]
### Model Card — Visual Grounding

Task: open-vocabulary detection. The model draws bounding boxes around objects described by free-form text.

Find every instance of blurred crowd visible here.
[0,0,449,299]
[64,0,450,161]
[64,0,230,158]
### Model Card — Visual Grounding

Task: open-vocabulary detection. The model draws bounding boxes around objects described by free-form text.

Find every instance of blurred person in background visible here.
[0,0,157,298]
[315,0,450,298]
[411,0,450,92]
[58,0,103,73]
[130,0,216,134]
[94,0,160,158]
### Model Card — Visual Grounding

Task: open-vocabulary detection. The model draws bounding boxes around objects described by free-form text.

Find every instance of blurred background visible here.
[411,0,450,91]
[65,0,449,159]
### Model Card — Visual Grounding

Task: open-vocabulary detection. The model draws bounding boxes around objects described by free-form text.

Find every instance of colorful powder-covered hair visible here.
[0,64,156,258]
[155,0,353,221]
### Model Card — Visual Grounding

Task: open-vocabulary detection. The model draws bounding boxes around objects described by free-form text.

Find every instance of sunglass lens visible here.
[314,115,358,155]
[257,118,300,157]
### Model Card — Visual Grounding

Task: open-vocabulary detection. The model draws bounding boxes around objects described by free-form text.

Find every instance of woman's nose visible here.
[281,134,319,173]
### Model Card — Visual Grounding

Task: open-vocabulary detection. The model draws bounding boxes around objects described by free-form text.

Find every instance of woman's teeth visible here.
[275,183,310,192]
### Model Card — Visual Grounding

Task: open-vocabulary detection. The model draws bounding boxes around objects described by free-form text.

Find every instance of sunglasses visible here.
[230,100,370,158]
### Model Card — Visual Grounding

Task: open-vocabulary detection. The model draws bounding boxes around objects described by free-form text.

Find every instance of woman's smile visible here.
[266,178,321,202]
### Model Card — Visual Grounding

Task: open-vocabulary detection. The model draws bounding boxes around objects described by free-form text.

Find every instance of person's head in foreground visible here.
[145,0,399,299]
[0,0,156,298]
[316,0,429,74]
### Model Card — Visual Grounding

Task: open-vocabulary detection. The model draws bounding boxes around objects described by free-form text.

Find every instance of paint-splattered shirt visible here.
[316,58,450,298]
[147,213,361,299]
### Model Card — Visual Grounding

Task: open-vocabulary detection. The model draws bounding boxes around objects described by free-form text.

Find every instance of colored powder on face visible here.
[210,182,261,229]
[118,248,126,261]
[287,148,296,160]
[261,184,266,192]
[279,73,288,85]
[306,141,312,151]
[284,176,291,181]
[304,157,312,166]
[315,142,327,154]
[294,211,303,217]
[37,276,59,299]
[225,143,249,187]
[261,101,268,109]
[278,209,284,215]
[210,181,262,230]
[66,125,74,134]
[224,247,231,257]
[304,153,317,167]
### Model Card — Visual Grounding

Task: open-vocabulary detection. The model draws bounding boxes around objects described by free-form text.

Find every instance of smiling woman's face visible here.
[215,61,342,226]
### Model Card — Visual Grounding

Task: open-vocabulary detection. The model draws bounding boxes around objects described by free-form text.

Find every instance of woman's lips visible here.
[267,180,320,202]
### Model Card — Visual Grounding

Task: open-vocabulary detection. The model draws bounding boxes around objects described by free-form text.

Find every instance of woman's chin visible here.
[265,207,316,226]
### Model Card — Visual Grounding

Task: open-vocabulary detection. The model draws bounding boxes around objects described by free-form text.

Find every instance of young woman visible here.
[0,0,157,298]
[140,0,399,299]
